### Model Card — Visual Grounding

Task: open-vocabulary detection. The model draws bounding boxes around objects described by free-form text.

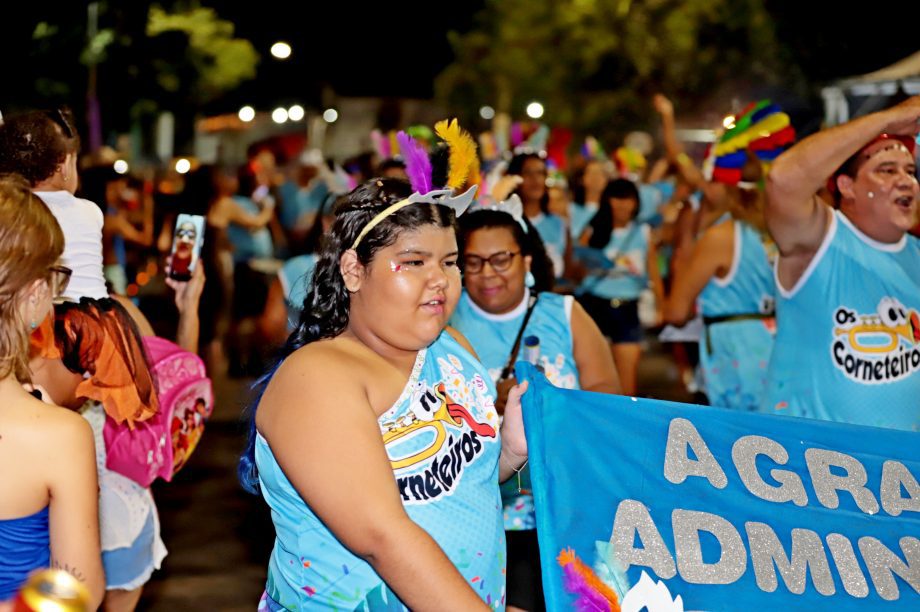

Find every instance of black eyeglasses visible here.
[463,251,520,274]
[48,265,72,298]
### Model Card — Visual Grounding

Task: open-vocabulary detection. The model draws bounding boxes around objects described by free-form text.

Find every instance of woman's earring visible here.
[30,320,38,330]
[525,271,536,288]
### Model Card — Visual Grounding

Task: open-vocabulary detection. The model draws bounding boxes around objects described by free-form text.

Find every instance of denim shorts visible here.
[577,293,642,343]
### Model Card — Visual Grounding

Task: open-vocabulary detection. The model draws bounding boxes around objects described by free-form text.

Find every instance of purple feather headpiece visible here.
[397,131,433,194]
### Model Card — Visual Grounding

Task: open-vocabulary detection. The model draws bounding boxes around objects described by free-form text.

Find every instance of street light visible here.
[270,41,291,59]
[479,105,495,120]
[175,158,191,174]
[322,108,338,123]
[272,107,289,124]
[238,106,255,122]
[288,105,305,121]
[526,101,544,119]
[113,159,129,175]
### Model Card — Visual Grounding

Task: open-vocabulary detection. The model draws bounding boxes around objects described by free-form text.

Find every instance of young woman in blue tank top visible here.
[506,152,569,280]
[239,178,530,610]
[573,178,665,396]
[0,176,103,606]
[764,98,920,431]
[568,159,608,241]
[261,193,337,346]
[450,204,619,612]
[665,162,778,411]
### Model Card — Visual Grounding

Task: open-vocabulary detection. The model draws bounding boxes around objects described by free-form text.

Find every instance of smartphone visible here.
[168,214,205,281]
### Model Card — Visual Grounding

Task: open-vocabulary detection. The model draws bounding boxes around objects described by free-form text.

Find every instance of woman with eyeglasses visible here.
[450,203,619,612]
[0,110,164,611]
[0,175,104,607]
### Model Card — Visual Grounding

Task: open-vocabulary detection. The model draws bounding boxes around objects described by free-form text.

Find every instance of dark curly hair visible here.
[0,109,80,186]
[239,177,458,493]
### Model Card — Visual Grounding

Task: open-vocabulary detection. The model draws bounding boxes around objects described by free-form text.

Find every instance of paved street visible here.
[138,335,692,610]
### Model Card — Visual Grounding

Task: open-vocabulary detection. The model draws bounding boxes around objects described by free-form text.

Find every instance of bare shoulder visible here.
[19,398,94,454]
[258,338,372,421]
[699,218,734,249]
[270,339,368,390]
[111,294,155,337]
[445,326,480,360]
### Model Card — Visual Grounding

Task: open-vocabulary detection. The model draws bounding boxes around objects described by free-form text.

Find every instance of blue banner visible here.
[517,363,920,611]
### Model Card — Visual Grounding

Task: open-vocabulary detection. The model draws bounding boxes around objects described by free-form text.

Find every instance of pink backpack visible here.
[103,336,214,487]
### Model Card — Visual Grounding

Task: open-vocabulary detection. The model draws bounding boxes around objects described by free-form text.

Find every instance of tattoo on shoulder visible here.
[50,559,87,582]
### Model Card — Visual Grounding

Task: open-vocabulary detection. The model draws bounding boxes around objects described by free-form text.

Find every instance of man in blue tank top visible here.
[763,96,920,431]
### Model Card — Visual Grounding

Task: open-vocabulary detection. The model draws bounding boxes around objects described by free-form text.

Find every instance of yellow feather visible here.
[435,118,478,190]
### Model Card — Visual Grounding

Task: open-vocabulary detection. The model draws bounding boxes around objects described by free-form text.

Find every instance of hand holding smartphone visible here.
[168,214,205,281]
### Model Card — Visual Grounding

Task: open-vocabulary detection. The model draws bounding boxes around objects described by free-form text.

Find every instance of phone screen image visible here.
[169,214,205,281]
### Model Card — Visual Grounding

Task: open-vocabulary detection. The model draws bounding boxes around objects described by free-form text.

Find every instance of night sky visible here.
[0,2,917,119]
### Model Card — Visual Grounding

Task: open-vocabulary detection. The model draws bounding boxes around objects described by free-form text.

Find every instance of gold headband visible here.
[350,197,412,250]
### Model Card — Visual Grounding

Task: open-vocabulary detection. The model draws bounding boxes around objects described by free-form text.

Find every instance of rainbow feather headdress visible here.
[352,119,480,250]
[704,100,795,186]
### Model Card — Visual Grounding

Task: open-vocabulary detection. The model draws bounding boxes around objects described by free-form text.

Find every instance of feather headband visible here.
[350,186,478,250]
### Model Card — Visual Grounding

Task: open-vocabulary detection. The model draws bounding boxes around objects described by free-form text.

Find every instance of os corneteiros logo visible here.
[831,297,920,384]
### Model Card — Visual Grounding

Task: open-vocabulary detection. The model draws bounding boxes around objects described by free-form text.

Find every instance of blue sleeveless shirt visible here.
[529,213,567,278]
[697,220,777,411]
[0,506,50,600]
[278,254,318,328]
[568,202,599,240]
[255,331,505,610]
[764,210,920,431]
[579,222,650,300]
[450,290,579,531]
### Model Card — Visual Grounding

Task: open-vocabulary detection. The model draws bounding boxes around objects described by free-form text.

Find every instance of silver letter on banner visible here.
[804,448,880,515]
[826,533,870,598]
[745,522,835,596]
[672,509,746,584]
[610,499,677,579]
[880,460,920,518]
[663,418,728,489]
[732,435,808,507]
[857,536,920,601]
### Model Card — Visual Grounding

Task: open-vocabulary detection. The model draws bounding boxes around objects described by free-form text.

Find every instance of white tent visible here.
[822,50,920,125]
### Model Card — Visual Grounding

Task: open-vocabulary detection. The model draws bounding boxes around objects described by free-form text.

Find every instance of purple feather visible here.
[562,564,611,612]
[511,122,524,147]
[397,131,432,193]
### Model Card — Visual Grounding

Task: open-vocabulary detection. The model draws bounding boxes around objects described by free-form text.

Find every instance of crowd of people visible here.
[0,90,917,611]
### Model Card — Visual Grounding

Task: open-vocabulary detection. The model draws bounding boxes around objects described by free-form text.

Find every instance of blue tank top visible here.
[529,213,567,277]
[697,221,777,411]
[568,202,599,240]
[0,506,50,600]
[764,210,920,431]
[450,291,579,531]
[580,222,650,300]
[698,221,776,318]
[226,196,274,263]
[278,254,318,328]
[255,331,505,610]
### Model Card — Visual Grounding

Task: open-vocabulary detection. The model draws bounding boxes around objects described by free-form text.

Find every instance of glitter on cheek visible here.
[390,262,402,272]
